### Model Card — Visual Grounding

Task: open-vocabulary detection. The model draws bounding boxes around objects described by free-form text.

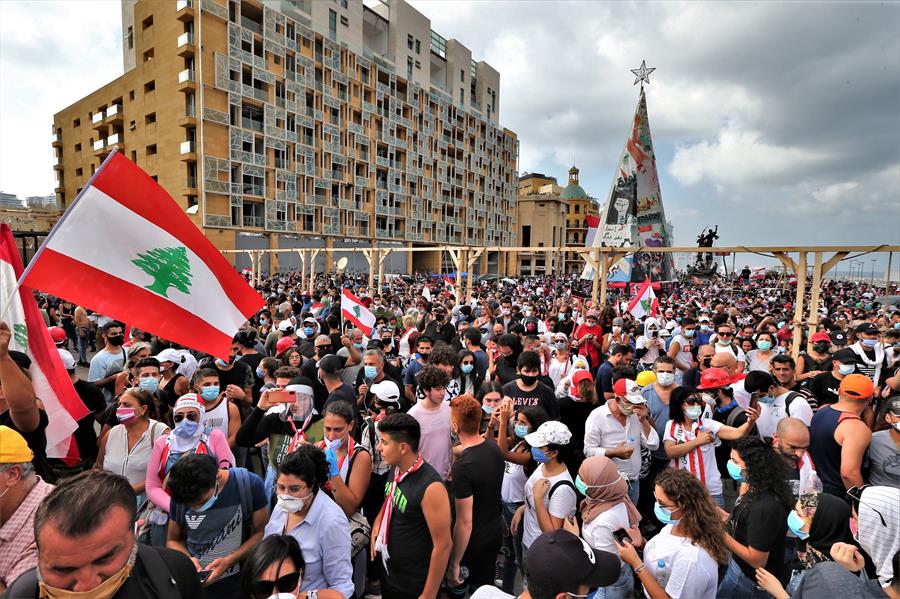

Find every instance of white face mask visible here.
[276,492,312,514]
[893,420,900,433]
[656,372,675,387]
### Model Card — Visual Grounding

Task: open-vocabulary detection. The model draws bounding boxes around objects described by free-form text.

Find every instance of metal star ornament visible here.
[631,60,656,86]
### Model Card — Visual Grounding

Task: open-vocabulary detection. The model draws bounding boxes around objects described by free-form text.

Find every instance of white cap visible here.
[525,421,572,447]
[371,380,401,404]
[154,348,183,364]
[278,319,295,332]
[57,348,75,371]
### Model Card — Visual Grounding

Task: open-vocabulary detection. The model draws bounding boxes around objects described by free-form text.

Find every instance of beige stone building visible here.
[560,165,599,273]
[514,172,567,275]
[52,0,518,275]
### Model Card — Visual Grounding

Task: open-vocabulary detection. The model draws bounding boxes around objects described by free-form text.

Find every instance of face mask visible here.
[531,447,549,464]
[558,313,566,321]
[838,363,855,375]
[612,326,622,334]
[656,372,675,387]
[364,365,378,379]
[787,510,809,540]
[482,404,493,415]
[895,322,900,329]
[685,405,703,420]
[514,424,529,438]
[520,374,537,386]
[461,364,474,374]
[200,386,219,402]
[115,407,136,424]
[778,321,786,329]
[554,342,566,352]
[174,419,201,438]
[862,338,879,348]
[419,352,430,362]
[194,481,219,513]
[215,358,228,368]
[259,317,267,325]
[303,326,314,336]
[37,540,137,599]
[892,421,900,433]
[138,377,159,393]
[352,342,364,350]
[683,329,695,338]
[107,335,124,346]
[757,340,773,351]
[256,367,266,379]
[717,338,730,346]
[324,436,343,451]
[654,502,679,525]
[726,459,745,482]
[700,324,710,332]
[813,343,830,353]
[618,400,635,416]
[757,394,775,406]
[501,308,511,316]
[574,475,589,495]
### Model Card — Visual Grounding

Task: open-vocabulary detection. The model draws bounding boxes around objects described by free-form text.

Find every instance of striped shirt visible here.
[0,477,54,587]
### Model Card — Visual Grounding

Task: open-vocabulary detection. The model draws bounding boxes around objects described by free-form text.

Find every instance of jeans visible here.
[590,561,633,599]
[264,463,276,501]
[711,493,725,507]
[627,479,639,505]
[150,521,168,547]
[718,558,770,598]
[76,331,90,364]
[500,501,524,594]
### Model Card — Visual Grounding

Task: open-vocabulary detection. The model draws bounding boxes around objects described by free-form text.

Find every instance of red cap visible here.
[697,367,745,390]
[49,327,67,344]
[276,337,296,354]
[570,370,594,399]
[810,331,831,343]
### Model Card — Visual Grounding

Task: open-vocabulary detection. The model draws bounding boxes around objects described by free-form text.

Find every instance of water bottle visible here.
[494,551,506,587]
[656,559,670,588]
[801,470,823,495]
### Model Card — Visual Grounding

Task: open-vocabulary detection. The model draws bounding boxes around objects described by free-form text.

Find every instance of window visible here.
[460,88,464,105]
[407,58,413,80]
[129,120,136,130]
[460,69,465,82]
[74,143,81,152]
[146,144,157,155]
[522,225,531,246]
[328,10,336,40]
[130,150,137,162]
[129,90,135,100]
[141,15,153,29]
[143,49,154,62]
[73,118,80,127]
[126,26,134,49]
[340,0,348,7]
[407,34,414,50]
[75,168,83,177]
[144,80,155,92]
[415,60,420,69]
[415,39,421,54]
[340,15,348,26]
[145,112,156,124]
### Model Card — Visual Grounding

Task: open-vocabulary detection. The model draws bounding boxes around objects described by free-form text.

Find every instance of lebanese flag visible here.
[0,224,88,461]
[20,150,263,359]
[341,288,376,333]
[627,277,659,319]
[422,285,432,303]
[442,275,454,289]
[580,215,601,280]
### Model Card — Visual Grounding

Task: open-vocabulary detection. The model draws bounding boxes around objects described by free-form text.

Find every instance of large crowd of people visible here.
[0,270,898,599]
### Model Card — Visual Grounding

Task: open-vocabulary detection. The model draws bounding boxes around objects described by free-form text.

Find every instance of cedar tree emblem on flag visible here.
[131,246,193,298]
[13,322,27,347]
[354,306,362,318]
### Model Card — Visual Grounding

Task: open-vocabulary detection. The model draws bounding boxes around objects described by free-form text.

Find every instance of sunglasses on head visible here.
[252,571,301,598]
[173,413,200,423]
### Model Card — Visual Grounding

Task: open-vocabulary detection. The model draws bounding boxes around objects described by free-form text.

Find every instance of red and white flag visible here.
[341,288,376,333]
[442,275,454,289]
[0,224,88,461]
[421,285,432,303]
[20,150,263,359]
[627,277,659,319]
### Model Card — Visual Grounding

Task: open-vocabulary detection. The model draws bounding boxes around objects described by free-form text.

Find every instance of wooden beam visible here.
[377,249,391,295]
[790,252,808,361]
[806,251,849,352]
[591,247,601,306]
[307,249,320,296]
[465,247,486,303]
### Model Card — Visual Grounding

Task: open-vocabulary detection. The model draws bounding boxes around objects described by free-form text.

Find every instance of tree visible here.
[131,246,193,298]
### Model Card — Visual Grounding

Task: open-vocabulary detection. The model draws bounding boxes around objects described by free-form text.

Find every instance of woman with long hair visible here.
[242,534,342,599]
[615,468,729,599]
[477,380,504,436]
[663,386,758,506]
[456,349,485,397]
[718,436,792,598]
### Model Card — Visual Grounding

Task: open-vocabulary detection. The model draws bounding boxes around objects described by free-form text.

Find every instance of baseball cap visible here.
[525,530,621,592]
[830,330,848,347]
[570,370,594,399]
[659,328,671,337]
[635,370,657,387]
[698,315,711,323]
[278,319,295,333]
[49,326,67,345]
[854,323,879,335]
[0,426,34,463]
[839,374,874,400]
[810,331,832,344]
[887,396,900,417]
[371,380,401,404]
[612,379,646,404]
[318,354,344,375]
[154,348,183,365]
[276,337,297,354]
[57,349,76,371]
[831,348,857,363]
[525,421,572,447]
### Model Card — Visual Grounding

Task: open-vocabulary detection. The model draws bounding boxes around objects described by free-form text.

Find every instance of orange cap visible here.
[838,373,874,400]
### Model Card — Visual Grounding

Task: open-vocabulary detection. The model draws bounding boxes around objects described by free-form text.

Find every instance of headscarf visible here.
[643,317,660,338]
[856,486,900,587]
[797,492,855,570]
[167,394,206,454]
[579,456,641,526]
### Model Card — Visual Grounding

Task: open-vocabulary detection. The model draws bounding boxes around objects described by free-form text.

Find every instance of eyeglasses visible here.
[717,332,733,337]
[461,361,474,366]
[683,398,703,406]
[846,485,887,527]
[173,413,200,423]
[252,571,301,598]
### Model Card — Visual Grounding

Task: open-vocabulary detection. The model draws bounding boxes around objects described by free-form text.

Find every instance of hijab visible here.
[579,456,641,526]
[167,396,206,454]
[797,492,855,570]
[643,317,660,339]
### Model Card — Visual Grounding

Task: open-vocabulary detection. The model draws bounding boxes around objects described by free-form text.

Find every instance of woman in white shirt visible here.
[615,468,730,599]
[578,456,642,599]
[547,333,575,388]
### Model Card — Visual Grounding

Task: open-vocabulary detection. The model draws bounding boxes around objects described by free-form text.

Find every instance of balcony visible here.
[175,0,194,21]
[242,184,264,197]
[179,140,196,160]
[242,215,264,228]
[53,154,63,170]
[105,104,123,125]
[91,111,104,126]
[107,133,123,149]
[52,132,62,148]
[177,68,196,92]
[92,138,106,156]
[177,32,195,57]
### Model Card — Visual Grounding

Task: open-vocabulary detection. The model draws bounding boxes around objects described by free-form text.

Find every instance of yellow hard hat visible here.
[635,370,657,388]
[0,426,34,464]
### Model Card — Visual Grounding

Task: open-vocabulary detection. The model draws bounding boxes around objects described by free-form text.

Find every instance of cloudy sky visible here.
[2,1,898,270]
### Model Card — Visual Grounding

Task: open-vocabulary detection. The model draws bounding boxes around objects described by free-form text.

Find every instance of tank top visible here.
[808,406,859,497]
[203,397,230,440]
[160,373,185,408]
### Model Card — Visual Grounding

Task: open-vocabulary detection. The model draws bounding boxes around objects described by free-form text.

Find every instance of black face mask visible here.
[419,352,430,362]
[813,343,830,353]
[520,374,537,386]
[434,313,445,322]
[107,335,124,346]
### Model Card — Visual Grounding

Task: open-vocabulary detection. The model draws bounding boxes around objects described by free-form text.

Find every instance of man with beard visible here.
[771,417,814,501]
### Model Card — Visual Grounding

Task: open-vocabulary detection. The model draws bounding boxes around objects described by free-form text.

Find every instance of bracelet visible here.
[633,565,646,575]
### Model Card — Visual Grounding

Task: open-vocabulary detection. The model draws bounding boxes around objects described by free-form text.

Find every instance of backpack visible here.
[171,467,255,540]
[725,405,746,428]
[158,434,213,482]
[783,391,806,418]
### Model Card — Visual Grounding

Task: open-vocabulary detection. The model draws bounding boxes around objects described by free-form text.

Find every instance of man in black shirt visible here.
[59,349,105,465]
[419,304,456,345]
[500,351,559,419]
[447,395,505,592]
[317,355,356,410]
[808,348,857,409]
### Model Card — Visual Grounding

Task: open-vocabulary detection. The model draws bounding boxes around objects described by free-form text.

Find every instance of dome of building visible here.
[560,165,587,199]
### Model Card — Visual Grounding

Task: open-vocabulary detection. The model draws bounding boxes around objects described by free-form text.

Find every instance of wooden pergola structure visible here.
[223,244,898,360]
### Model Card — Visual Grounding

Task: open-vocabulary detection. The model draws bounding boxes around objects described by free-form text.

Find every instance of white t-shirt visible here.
[669,335,693,370]
[714,342,746,363]
[581,502,631,562]
[662,418,724,496]
[642,524,720,599]
[501,450,528,504]
[547,355,574,388]
[522,465,577,549]
[470,586,515,599]
[636,335,661,365]
[755,391,814,438]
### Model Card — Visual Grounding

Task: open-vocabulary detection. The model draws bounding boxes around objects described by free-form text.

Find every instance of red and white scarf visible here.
[669,419,707,484]
[375,455,424,571]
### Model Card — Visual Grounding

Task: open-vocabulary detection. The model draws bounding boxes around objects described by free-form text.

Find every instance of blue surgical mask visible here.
[700,324,710,332]
[200,386,219,402]
[215,358,228,368]
[726,459,745,482]
[482,404,493,415]
[138,377,160,393]
[862,338,879,348]
[531,447,549,464]
[461,364,474,374]
[256,367,265,379]
[303,326,314,336]
[654,502,679,525]
[174,419,201,439]
[757,394,775,406]
[353,343,364,350]
[838,363,855,375]
[757,340,772,351]
[193,482,219,513]
[514,424,529,438]
[683,329,695,338]
[894,322,900,329]
[787,510,809,540]
[259,317,267,325]
[364,365,378,379]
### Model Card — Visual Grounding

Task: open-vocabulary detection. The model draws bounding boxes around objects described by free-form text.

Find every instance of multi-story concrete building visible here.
[560,165,598,273]
[514,172,566,275]
[0,192,24,209]
[52,0,518,274]
[25,195,58,210]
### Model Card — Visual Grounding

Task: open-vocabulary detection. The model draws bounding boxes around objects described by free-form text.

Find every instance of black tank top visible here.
[161,373,184,408]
